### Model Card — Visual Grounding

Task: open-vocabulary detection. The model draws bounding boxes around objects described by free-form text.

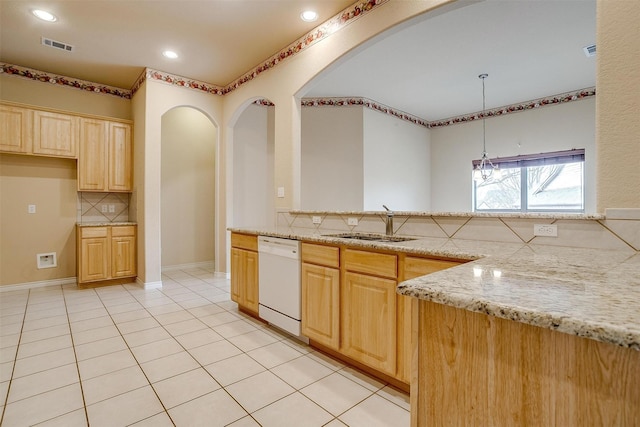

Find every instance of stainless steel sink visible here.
[323,233,415,243]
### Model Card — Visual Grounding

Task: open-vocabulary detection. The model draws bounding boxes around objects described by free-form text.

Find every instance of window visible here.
[473,149,585,212]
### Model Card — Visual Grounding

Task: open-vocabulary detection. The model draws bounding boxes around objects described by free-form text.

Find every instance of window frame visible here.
[472,149,585,213]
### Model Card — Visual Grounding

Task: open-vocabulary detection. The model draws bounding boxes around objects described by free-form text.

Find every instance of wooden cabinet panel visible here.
[78,119,132,192]
[397,255,462,383]
[231,233,258,251]
[341,271,397,376]
[78,225,136,284]
[344,249,397,279]
[0,104,32,153]
[108,122,132,191]
[301,243,340,268]
[230,244,259,314]
[33,110,77,158]
[80,237,109,282]
[301,263,340,349]
[78,118,108,190]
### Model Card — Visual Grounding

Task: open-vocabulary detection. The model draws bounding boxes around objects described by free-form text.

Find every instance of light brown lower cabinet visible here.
[230,233,259,315]
[301,263,340,349]
[299,243,465,386]
[341,271,397,376]
[77,225,136,284]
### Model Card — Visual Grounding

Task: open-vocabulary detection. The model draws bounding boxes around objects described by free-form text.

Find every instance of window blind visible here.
[472,149,585,169]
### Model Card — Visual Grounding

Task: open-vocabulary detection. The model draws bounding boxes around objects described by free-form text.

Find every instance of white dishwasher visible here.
[258,236,305,339]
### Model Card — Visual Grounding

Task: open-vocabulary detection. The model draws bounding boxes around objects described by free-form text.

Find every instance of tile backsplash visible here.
[78,192,130,223]
[278,211,640,252]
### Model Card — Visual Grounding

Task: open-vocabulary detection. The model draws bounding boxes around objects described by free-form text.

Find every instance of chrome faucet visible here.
[382,205,394,236]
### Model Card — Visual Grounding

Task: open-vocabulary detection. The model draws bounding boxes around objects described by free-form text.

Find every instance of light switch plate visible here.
[347,217,358,226]
[312,216,322,224]
[277,187,285,198]
[28,204,36,214]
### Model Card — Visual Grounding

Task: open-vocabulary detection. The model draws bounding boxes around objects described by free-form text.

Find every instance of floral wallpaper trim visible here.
[301,97,429,127]
[254,99,275,107]
[140,68,225,96]
[0,63,131,99]
[224,0,390,94]
[429,87,596,128]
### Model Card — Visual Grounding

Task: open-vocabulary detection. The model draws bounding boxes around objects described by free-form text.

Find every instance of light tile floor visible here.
[0,268,410,426]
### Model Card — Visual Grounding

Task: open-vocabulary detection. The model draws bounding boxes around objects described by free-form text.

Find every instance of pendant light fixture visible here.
[473,73,500,181]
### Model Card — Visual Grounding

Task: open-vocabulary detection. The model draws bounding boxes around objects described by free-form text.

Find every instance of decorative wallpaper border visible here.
[301,97,429,127]
[429,87,597,128]
[0,63,131,99]
[140,69,225,96]
[224,0,390,94]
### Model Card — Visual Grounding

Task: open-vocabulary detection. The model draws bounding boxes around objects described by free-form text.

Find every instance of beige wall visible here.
[0,74,131,120]
[0,155,77,286]
[596,0,640,211]
[161,107,216,268]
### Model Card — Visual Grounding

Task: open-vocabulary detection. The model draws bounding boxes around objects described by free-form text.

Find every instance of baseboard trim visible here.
[0,277,77,292]
[215,272,230,279]
[135,277,163,290]
[161,261,215,272]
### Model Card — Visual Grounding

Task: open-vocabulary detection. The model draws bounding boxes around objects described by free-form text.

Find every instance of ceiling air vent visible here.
[583,44,596,57]
[41,37,74,52]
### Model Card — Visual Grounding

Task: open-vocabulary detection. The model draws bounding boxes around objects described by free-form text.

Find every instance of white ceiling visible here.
[303,0,597,121]
[0,0,596,121]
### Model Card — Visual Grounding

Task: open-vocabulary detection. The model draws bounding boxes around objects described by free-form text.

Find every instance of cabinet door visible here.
[80,237,109,282]
[33,110,77,158]
[301,263,340,349]
[243,250,259,313]
[108,122,132,191]
[78,118,108,191]
[230,247,259,314]
[0,105,32,153]
[112,236,136,278]
[341,271,397,376]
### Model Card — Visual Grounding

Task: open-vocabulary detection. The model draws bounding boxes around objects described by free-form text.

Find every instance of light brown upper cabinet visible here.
[78,118,132,192]
[0,104,33,153]
[1,103,77,158]
[33,110,78,158]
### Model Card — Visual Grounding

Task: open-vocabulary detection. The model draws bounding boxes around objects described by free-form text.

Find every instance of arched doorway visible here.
[161,106,217,270]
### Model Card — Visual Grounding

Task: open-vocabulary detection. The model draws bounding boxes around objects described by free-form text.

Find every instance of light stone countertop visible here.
[229,226,640,350]
[77,222,137,227]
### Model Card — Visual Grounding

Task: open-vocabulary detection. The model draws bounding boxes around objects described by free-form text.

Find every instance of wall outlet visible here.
[534,224,558,237]
[347,217,358,226]
[277,187,285,198]
[28,204,36,214]
[312,216,322,224]
[108,204,115,213]
[37,252,57,269]
[101,205,108,213]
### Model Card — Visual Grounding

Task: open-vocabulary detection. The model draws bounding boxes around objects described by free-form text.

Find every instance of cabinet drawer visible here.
[231,233,258,251]
[80,226,108,238]
[403,256,461,280]
[344,249,397,279]
[301,243,339,268]
[112,225,136,237]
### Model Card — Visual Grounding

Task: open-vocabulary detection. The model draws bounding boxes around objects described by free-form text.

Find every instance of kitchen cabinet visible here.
[77,225,136,284]
[301,243,340,350]
[0,104,32,153]
[33,110,78,158]
[396,256,462,383]
[230,233,259,314]
[78,118,132,192]
[341,249,398,377]
[0,103,77,158]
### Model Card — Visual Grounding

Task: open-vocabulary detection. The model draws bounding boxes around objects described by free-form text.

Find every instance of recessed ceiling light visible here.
[300,10,318,22]
[162,50,179,59]
[32,9,57,22]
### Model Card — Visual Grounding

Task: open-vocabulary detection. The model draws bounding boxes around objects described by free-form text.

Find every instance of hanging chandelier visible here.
[473,73,500,182]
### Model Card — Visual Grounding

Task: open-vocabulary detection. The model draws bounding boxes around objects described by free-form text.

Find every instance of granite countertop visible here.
[229,226,640,350]
[77,222,137,227]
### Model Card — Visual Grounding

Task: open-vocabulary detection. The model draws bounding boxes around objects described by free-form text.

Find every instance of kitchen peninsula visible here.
[230,210,640,426]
